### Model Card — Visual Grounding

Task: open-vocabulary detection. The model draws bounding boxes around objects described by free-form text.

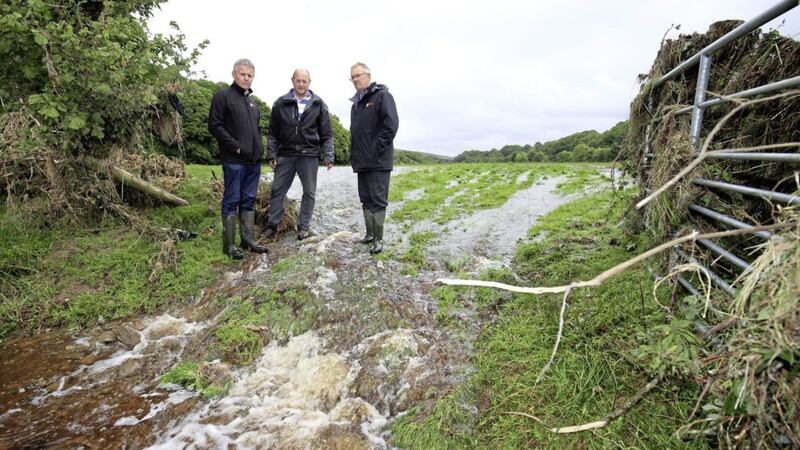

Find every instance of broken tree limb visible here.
[507,376,662,434]
[83,156,189,206]
[438,222,797,295]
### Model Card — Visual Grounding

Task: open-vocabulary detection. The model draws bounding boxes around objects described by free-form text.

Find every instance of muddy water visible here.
[0,166,581,449]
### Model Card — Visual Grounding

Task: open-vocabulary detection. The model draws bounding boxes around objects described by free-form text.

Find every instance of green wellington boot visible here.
[239,210,267,253]
[370,209,385,254]
[358,208,374,244]
[222,215,244,259]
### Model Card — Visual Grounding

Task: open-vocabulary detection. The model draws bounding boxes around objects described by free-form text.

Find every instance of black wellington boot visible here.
[358,208,374,245]
[369,209,385,254]
[239,211,267,253]
[222,215,244,260]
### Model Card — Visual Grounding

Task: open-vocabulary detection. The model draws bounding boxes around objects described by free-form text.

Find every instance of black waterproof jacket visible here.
[208,83,264,164]
[349,83,399,172]
[267,90,334,164]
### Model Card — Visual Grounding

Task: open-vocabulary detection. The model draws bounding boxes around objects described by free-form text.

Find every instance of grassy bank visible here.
[0,164,236,340]
[392,188,708,449]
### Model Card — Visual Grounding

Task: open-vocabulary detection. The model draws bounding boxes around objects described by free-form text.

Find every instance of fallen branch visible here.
[536,285,572,384]
[83,156,189,206]
[438,222,796,295]
[507,376,662,434]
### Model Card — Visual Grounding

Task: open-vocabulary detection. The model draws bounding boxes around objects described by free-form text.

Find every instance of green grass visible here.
[0,164,240,340]
[393,189,708,449]
[160,361,230,397]
[389,163,607,225]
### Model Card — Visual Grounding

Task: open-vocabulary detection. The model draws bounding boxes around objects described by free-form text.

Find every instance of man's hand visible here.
[269,159,276,169]
[235,148,241,154]
[325,162,333,171]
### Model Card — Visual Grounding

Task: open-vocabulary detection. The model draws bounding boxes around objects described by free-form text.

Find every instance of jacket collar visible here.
[350,82,386,103]
[230,82,253,96]
[280,89,319,103]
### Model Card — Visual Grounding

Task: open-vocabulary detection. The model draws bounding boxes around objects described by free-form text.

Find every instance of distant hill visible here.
[453,120,628,163]
[394,149,452,164]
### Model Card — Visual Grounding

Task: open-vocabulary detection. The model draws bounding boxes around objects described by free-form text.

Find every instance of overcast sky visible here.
[147,1,799,157]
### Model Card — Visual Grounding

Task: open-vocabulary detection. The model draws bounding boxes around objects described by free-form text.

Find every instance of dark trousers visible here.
[267,156,319,230]
[221,162,261,216]
[357,170,391,212]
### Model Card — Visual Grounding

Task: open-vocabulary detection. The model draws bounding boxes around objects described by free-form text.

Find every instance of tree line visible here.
[453,121,628,163]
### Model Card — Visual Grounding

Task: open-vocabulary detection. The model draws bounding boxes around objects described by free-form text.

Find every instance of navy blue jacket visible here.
[208,83,263,164]
[349,83,399,172]
[267,90,334,164]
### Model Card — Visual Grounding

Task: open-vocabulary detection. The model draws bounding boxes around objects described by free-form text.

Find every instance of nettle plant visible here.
[0,0,205,157]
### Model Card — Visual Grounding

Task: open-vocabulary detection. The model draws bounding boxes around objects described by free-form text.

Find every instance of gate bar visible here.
[707,152,800,163]
[697,238,752,271]
[692,178,800,205]
[687,204,773,239]
[675,75,800,115]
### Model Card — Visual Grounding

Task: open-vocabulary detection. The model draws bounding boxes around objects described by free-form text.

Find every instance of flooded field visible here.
[0,165,610,448]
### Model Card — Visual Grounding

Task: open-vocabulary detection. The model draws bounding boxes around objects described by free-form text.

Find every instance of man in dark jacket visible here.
[208,58,267,259]
[349,62,399,254]
[263,68,334,241]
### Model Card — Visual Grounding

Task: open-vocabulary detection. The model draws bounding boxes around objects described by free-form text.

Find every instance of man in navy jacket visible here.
[349,62,399,254]
[208,58,267,259]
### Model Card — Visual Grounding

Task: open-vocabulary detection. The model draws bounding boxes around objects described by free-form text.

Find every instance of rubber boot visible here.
[370,209,385,254]
[239,210,267,253]
[358,208,374,244]
[222,215,244,260]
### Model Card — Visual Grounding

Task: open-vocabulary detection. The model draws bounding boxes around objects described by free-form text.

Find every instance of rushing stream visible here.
[0,167,595,449]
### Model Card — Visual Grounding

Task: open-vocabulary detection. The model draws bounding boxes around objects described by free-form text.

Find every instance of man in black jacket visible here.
[208,58,267,259]
[349,62,399,254]
[263,68,334,241]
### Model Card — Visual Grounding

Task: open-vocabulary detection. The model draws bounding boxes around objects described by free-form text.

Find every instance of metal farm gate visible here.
[640,0,800,298]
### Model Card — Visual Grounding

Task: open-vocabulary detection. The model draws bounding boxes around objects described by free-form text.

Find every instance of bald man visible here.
[263,68,334,241]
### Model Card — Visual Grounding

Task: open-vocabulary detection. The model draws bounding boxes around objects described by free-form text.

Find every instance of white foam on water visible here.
[148,331,391,449]
[31,314,207,406]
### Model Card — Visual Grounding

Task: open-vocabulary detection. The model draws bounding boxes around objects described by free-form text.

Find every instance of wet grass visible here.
[160,361,230,397]
[0,164,246,341]
[398,231,438,275]
[393,189,709,449]
[389,163,607,225]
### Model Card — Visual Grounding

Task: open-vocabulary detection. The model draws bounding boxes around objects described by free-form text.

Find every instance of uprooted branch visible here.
[506,376,662,434]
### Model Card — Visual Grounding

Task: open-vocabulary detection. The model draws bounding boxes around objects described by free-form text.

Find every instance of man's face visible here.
[233,65,254,91]
[350,69,371,92]
[292,71,310,97]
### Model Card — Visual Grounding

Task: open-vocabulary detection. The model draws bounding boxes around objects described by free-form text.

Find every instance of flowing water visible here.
[0,166,598,449]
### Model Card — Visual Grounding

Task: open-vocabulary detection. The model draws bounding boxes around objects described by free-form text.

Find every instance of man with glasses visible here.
[349,62,399,254]
[262,68,334,241]
[208,58,268,259]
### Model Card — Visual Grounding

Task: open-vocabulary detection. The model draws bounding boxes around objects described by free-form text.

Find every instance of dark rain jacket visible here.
[267,90,334,164]
[349,83,399,172]
[208,83,264,164]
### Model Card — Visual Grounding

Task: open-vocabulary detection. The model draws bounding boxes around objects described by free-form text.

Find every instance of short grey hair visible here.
[351,62,371,75]
[233,58,255,73]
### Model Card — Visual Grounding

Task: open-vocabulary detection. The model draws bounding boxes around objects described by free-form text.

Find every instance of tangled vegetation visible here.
[624,19,800,448]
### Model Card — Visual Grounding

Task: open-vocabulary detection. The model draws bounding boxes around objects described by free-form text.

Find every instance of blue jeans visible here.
[267,156,319,230]
[221,162,261,216]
